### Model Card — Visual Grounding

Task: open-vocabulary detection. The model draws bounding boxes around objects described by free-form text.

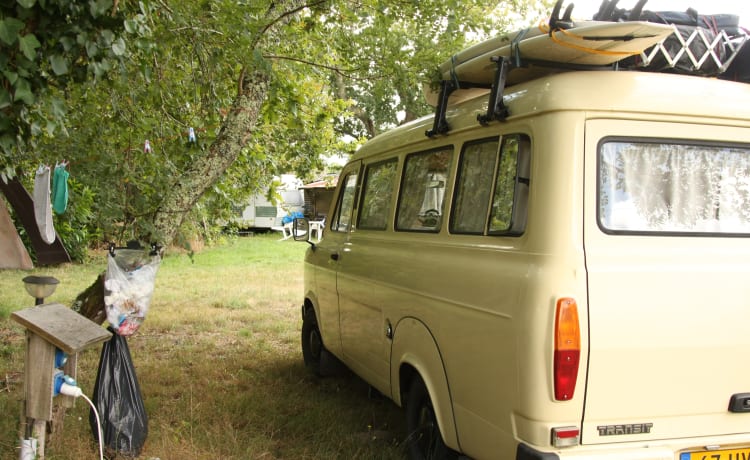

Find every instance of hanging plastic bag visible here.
[89,328,148,458]
[104,248,160,336]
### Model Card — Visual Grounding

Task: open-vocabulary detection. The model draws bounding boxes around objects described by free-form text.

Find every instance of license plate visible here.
[680,448,750,460]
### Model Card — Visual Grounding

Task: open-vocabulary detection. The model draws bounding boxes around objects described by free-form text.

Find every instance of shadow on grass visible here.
[1,353,407,460]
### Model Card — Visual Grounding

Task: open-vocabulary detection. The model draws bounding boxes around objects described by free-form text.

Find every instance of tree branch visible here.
[259,0,331,37]
[169,26,225,35]
[262,54,383,81]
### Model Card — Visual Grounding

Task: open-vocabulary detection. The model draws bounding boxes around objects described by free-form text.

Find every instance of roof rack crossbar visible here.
[478,56,512,126]
[425,79,457,138]
[425,80,491,138]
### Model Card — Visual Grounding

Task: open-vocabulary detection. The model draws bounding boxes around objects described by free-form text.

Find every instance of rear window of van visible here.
[599,139,750,235]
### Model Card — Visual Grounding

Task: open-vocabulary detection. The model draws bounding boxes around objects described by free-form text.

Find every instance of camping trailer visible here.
[231,174,304,230]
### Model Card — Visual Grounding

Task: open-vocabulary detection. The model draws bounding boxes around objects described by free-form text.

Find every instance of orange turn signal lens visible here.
[554,298,580,401]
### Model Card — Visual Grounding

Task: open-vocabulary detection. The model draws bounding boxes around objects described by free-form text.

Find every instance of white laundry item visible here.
[33,165,56,244]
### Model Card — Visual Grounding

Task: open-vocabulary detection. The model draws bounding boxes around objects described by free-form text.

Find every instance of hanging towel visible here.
[52,164,69,214]
[33,165,56,244]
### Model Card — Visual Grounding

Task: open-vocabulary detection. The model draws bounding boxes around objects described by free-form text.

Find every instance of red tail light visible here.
[554,298,580,401]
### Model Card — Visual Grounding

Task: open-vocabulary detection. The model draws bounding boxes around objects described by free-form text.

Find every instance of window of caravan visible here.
[599,140,750,234]
[396,147,453,232]
[358,159,398,230]
[332,171,359,232]
[451,134,530,235]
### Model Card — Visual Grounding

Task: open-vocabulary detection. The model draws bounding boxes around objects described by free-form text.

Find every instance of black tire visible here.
[406,376,458,460]
[301,307,324,375]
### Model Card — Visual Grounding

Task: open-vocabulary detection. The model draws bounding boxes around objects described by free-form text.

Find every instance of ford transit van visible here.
[296,15,750,460]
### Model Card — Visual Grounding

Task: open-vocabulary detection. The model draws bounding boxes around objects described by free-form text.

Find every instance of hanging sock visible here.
[52,163,69,214]
[33,165,56,244]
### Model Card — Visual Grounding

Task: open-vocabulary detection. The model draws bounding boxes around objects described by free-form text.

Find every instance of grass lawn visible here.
[0,233,406,459]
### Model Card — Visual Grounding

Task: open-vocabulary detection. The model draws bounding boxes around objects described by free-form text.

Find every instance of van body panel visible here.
[304,235,340,353]
[582,119,750,445]
[311,160,363,356]
[337,233,401,393]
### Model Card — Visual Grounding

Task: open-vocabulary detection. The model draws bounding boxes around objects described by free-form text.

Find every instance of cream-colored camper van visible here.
[296,10,750,460]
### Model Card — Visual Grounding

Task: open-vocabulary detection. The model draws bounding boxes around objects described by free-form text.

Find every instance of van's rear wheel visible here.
[406,376,458,460]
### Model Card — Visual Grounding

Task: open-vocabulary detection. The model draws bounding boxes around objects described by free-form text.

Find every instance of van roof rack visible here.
[425,55,620,138]
[424,0,750,138]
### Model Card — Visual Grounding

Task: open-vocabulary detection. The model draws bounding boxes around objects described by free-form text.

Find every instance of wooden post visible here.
[11,303,111,459]
[25,332,56,421]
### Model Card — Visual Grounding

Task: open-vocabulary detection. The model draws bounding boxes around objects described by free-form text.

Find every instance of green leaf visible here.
[100,29,114,46]
[0,88,11,109]
[49,55,69,75]
[15,64,31,78]
[86,40,99,57]
[0,18,25,45]
[141,64,152,83]
[124,19,137,34]
[91,59,112,78]
[0,134,15,154]
[17,0,37,8]
[111,37,126,56]
[30,121,41,136]
[13,78,34,104]
[50,97,66,118]
[45,121,56,136]
[90,0,113,17]
[2,70,18,85]
[59,36,74,51]
[19,34,41,60]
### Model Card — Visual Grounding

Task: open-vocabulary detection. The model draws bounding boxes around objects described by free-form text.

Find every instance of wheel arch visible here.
[301,296,316,322]
[391,317,460,451]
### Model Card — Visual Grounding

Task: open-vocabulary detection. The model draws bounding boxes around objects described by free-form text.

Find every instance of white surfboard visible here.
[426,20,675,106]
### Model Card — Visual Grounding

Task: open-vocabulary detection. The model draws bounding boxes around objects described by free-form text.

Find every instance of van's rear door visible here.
[582,119,750,445]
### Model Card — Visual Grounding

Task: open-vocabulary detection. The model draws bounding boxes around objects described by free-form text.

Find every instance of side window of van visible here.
[599,139,750,234]
[451,134,531,235]
[452,138,500,233]
[489,135,530,234]
[332,172,359,232]
[396,147,453,232]
[358,159,398,230]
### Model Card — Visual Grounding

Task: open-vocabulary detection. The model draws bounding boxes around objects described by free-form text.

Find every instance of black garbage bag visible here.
[89,328,148,458]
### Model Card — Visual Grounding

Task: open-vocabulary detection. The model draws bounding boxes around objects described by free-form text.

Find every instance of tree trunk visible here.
[151,67,271,245]
[73,272,106,324]
[74,67,270,324]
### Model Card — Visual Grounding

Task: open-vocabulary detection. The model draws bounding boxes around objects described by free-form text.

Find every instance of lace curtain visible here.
[600,141,750,233]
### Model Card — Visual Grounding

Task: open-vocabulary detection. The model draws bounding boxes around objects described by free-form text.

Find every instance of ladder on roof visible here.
[636,25,749,74]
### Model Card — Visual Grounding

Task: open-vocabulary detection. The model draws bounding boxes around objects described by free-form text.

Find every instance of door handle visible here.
[330,252,339,261]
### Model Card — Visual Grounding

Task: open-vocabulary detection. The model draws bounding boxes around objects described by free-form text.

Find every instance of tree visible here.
[8,0,554,315]
[32,0,354,249]
[20,0,551,255]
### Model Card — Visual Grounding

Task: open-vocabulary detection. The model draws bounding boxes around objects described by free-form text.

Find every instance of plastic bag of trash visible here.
[104,248,160,336]
[90,328,148,458]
